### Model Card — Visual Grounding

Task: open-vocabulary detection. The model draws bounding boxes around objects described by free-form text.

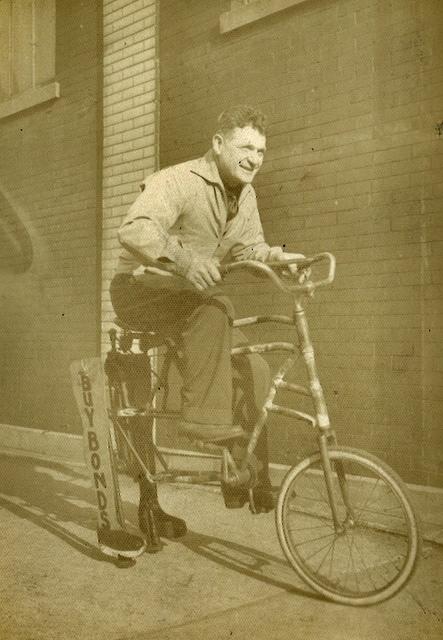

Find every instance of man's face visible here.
[212,125,266,189]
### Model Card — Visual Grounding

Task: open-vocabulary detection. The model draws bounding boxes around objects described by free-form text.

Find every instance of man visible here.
[110,105,304,511]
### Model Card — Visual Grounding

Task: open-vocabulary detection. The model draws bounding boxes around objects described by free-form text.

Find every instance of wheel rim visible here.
[276,449,419,605]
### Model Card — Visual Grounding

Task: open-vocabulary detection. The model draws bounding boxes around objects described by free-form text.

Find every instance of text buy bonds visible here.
[70,358,124,531]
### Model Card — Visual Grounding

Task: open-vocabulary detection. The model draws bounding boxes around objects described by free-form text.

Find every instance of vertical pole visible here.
[318,433,342,531]
[293,299,331,430]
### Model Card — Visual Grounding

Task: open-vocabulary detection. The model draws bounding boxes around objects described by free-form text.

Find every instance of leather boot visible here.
[138,474,187,538]
[221,440,275,513]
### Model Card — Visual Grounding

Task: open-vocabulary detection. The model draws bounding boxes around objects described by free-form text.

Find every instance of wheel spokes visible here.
[278,451,418,603]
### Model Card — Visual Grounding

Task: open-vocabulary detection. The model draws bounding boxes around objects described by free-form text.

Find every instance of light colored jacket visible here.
[116,150,283,275]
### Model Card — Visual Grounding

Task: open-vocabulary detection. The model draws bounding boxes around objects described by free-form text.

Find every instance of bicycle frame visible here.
[109,254,340,491]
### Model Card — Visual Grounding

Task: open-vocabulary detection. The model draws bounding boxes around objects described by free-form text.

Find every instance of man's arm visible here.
[118,170,221,289]
[118,170,194,272]
[230,194,302,265]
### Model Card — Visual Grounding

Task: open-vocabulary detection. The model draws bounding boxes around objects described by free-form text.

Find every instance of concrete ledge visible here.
[0,82,60,120]
[220,0,309,34]
[0,423,84,466]
[1,423,442,543]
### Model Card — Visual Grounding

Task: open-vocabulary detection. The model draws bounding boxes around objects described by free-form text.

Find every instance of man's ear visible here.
[212,133,223,156]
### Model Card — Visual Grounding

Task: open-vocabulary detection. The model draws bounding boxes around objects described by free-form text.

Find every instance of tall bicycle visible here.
[105,253,421,606]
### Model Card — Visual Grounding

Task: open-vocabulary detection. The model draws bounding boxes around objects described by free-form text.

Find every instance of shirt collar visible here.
[190,150,253,202]
[189,150,223,186]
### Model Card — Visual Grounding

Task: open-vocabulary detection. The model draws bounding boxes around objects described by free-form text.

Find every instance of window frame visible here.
[0,0,59,120]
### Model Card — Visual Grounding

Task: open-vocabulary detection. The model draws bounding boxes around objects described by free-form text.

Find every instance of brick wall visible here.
[101,0,158,352]
[0,0,101,434]
[159,0,443,486]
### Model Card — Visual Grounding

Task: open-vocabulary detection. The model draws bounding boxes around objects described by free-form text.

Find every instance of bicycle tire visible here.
[276,446,421,606]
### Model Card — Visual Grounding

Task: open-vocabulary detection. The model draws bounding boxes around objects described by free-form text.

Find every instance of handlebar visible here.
[220,252,336,295]
[145,252,336,295]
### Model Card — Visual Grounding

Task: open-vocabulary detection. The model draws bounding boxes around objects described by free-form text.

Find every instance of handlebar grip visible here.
[265,255,325,270]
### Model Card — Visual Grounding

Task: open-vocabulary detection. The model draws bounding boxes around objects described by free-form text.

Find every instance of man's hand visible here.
[185,257,222,290]
[280,252,311,281]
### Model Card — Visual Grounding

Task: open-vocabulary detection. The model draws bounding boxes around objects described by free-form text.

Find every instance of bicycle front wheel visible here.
[276,447,421,606]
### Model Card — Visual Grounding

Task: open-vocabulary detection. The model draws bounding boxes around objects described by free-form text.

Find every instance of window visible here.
[220,0,310,33]
[0,0,59,119]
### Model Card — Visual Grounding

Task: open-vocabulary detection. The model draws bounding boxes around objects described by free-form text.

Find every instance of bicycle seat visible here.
[113,316,148,332]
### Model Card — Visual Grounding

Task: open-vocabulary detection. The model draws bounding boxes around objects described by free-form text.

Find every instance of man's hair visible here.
[217,105,267,135]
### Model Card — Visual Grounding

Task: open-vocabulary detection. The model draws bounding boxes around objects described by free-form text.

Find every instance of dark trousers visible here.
[110,272,271,433]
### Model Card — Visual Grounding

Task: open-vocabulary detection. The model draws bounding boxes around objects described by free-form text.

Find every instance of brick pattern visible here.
[0,1,101,434]
[159,0,443,486]
[101,0,158,353]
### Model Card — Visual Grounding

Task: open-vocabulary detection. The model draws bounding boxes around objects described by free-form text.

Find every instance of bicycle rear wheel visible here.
[276,446,421,606]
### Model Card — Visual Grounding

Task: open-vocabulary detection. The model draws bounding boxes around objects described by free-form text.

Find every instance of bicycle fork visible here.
[294,300,354,532]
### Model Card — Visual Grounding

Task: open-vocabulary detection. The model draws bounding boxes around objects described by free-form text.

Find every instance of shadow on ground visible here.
[0,455,315,598]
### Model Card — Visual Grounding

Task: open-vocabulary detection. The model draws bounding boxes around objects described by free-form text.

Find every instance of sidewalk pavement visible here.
[0,453,442,640]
